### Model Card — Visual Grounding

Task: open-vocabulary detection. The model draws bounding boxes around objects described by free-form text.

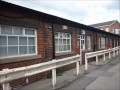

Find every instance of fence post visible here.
[114,50,115,57]
[96,55,98,65]
[76,61,79,76]
[52,68,56,88]
[109,50,111,60]
[117,49,118,55]
[103,53,105,61]
[2,83,11,90]
[85,53,88,71]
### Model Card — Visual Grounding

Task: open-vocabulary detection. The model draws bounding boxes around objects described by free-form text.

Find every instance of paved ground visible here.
[19,55,120,90]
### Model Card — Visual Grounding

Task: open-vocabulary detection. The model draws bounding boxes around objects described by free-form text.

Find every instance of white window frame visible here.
[80,35,85,50]
[0,25,37,59]
[55,32,71,53]
[87,35,91,50]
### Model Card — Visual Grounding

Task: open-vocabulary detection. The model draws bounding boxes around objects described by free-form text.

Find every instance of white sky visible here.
[4,0,120,25]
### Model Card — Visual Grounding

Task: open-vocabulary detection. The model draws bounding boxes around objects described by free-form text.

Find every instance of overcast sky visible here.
[4,0,120,25]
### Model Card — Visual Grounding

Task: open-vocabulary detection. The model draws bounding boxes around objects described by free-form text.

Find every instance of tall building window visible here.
[0,25,37,59]
[110,38,112,48]
[101,37,105,49]
[55,32,71,53]
[105,28,109,32]
[81,35,85,50]
[99,38,101,49]
[87,36,91,50]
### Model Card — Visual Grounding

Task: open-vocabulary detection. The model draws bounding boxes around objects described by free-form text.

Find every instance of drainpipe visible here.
[51,21,55,59]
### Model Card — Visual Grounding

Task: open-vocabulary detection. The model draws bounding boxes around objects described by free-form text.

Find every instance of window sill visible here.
[55,51,74,56]
[0,55,42,64]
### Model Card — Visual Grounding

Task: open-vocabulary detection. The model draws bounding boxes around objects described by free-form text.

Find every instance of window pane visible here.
[55,45,59,52]
[63,33,67,38]
[25,29,35,35]
[19,46,27,54]
[1,25,12,34]
[19,37,27,45]
[29,46,35,54]
[55,39,59,45]
[67,45,70,50]
[67,34,70,38]
[0,47,7,57]
[83,36,84,39]
[67,39,70,44]
[81,45,83,49]
[83,40,84,44]
[63,45,66,51]
[8,46,18,56]
[59,39,62,45]
[60,33,62,38]
[28,37,35,45]
[8,36,18,45]
[59,45,63,51]
[13,27,23,35]
[63,39,66,44]
[0,36,7,45]
[55,33,58,37]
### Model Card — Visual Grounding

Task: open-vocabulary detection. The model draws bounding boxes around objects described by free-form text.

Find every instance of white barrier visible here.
[0,55,81,90]
[85,46,120,71]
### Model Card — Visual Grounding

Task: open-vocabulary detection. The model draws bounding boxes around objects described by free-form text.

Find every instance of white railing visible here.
[0,55,81,90]
[85,46,120,71]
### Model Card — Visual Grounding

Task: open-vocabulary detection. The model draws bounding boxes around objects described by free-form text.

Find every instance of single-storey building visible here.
[0,1,120,89]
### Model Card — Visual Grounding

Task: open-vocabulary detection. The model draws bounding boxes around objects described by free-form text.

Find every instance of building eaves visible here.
[90,20,117,27]
[0,1,120,37]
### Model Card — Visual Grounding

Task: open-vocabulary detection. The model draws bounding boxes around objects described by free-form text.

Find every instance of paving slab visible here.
[85,70,114,78]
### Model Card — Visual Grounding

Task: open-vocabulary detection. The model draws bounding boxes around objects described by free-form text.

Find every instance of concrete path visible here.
[19,55,120,90]
[62,56,120,90]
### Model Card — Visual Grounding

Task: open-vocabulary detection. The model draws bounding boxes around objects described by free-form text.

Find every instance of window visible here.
[101,37,105,49]
[115,29,120,34]
[105,28,109,32]
[110,38,112,48]
[81,35,85,50]
[0,25,37,58]
[99,38,101,49]
[114,40,116,47]
[87,36,91,50]
[117,40,118,46]
[55,32,71,53]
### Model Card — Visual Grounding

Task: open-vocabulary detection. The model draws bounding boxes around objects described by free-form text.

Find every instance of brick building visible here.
[0,1,120,89]
[90,20,120,35]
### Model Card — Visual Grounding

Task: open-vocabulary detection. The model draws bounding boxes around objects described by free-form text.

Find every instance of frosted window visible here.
[8,36,18,45]
[1,25,12,34]
[8,46,18,55]
[0,47,7,57]
[19,37,27,45]
[29,46,35,54]
[19,46,27,54]
[13,27,23,35]
[28,37,35,45]
[0,36,7,45]
[55,32,71,53]
[25,29,35,35]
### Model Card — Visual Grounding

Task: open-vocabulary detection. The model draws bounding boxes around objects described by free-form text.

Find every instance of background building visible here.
[90,20,120,35]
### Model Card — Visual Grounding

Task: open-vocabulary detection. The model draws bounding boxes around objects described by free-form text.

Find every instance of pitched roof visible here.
[90,20,117,27]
